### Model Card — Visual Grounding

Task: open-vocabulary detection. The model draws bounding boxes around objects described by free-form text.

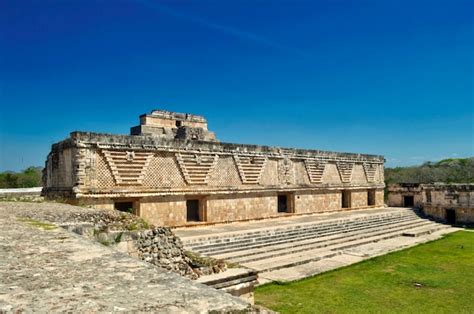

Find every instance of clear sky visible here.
[1,0,473,171]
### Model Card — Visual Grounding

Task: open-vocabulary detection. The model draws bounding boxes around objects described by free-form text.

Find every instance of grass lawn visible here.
[255,231,474,313]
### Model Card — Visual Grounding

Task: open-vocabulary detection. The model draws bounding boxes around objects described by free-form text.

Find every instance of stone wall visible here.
[423,205,474,224]
[134,189,385,226]
[353,190,369,208]
[387,184,424,207]
[206,193,277,223]
[387,193,424,208]
[139,196,187,227]
[387,183,474,224]
[43,110,386,226]
[375,190,385,206]
[43,146,76,190]
[64,147,383,193]
[427,187,474,207]
[294,191,341,214]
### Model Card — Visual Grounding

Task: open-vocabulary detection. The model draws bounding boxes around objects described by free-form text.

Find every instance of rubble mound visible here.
[136,227,198,279]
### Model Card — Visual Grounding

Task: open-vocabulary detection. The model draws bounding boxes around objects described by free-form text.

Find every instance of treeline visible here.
[385,158,474,184]
[0,167,43,188]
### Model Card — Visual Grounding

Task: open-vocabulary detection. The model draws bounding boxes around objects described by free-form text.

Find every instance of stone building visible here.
[43,110,386,227]
[386,183,423,208]
[387,183,474,224]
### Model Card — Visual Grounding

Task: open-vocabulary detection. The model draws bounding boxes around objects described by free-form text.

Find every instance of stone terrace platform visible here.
[0,202,252,312]
[175,207,405,238]
[175,207,459,284]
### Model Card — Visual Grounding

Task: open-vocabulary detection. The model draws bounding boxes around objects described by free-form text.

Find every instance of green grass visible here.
[255,231,474,314]
[17,217,57,230]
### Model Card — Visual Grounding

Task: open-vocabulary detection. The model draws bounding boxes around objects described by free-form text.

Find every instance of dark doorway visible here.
[186,199,200,222]
[278,195,288,213]
[403,196,414,207]
[114,201,134,213]
[342,191,351,208]
[367,190,376,206]
[445,209,456,224]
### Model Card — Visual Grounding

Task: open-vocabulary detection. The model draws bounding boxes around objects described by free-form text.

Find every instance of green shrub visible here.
[0,167,43,188]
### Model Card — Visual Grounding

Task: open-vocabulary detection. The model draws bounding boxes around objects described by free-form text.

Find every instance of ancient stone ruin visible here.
[43,109,386,227]
[388,183,474,224]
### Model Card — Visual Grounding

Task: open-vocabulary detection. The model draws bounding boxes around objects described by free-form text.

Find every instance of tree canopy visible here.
[385,158,474,184]
[0,167,43,188]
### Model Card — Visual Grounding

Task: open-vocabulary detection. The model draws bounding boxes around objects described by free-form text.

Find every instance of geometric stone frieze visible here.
[175,153,219,185]
[279,158,295,185]
[233,155,268,184]
[362,163,377,183]
[304,159,327,184]
[336,162,355,183]
[102,150,153,185]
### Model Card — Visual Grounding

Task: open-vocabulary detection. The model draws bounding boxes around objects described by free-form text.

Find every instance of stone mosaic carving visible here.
[233,155,267,184]
[279,158,295,185]
[336,162,354,183]
[102,150,153,185]
[304,160,327,184]
[176,153,219,185]
[363,163,377,183]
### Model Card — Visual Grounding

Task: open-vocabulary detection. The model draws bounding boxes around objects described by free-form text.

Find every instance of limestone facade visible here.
[43,110,385,227]
[387,183,474,224]
[387,183,424,208]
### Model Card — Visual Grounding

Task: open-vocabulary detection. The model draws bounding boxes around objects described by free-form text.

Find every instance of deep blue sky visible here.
[1,0,473,171]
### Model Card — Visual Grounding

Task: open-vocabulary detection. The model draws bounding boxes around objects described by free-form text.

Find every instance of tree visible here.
[0,167,43,188]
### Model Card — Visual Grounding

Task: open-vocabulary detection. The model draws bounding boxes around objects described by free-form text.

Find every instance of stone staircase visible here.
[181,210,450,276]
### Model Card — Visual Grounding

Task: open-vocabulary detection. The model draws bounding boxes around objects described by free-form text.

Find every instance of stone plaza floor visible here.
[0,202,251,312]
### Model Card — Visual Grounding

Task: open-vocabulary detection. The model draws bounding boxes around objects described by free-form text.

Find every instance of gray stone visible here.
[0,202,252,312]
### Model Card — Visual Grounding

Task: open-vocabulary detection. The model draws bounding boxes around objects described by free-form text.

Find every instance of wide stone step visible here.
[226,220,435,264]
[245,223,436,273]
[192,217,421,256]
[205,215,422,257]
[183,212,417,247]
[402,224,449,237]
[196,268,258,291]
[245,248,341,273]
[187,212,418,249]
[192,215,420,255]
[216,219,434,263]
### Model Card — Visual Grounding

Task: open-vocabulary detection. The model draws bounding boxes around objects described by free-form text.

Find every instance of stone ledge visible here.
[0,202,254,312]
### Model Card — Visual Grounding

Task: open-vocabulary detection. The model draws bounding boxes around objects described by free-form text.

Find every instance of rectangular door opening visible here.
[278,195,289,213]
[342,190,351,208]
[445,208,456,224]
[367,190,376,206]
[114,201,135,214]
[186,199,201,222]
[403,196,414,207]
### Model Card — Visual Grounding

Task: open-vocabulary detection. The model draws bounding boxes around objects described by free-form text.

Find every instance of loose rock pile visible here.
[136,227,228,280]
[136,227,198,279]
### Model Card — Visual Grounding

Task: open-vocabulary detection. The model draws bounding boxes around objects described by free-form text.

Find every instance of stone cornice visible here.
[67,131,385,164]
[69,183,386,198]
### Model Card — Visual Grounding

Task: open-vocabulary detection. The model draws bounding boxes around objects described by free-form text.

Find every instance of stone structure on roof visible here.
[43,109,386,227]
[130,110,217,142]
